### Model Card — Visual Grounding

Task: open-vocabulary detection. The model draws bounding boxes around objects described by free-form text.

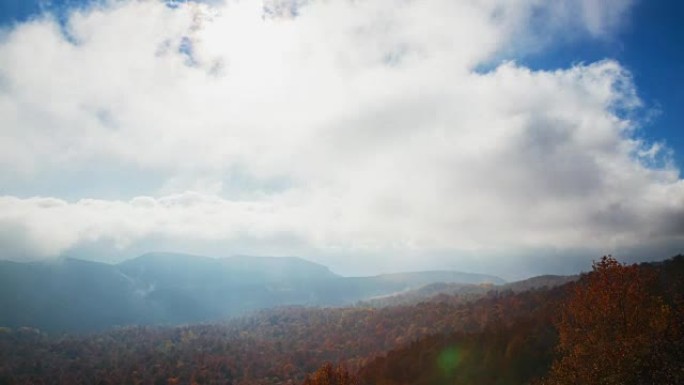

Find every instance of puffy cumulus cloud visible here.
[0,0,681,273]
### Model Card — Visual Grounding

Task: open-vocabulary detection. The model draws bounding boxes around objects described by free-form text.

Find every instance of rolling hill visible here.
[0,252,504,332]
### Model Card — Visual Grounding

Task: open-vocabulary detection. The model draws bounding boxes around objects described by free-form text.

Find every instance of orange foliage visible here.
[302,363,358,385]
[543,256,683,384]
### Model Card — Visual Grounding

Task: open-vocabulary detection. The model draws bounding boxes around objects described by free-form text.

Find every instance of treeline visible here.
[358,312,556,385]
[305,255,684,385]
[1,256,682,385]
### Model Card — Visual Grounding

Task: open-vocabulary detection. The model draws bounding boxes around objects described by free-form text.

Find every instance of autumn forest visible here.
[1,255,682,385]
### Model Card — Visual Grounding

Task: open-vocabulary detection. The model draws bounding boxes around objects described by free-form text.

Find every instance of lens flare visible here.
[438,346,462,377]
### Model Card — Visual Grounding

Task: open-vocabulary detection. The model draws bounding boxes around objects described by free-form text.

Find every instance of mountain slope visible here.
[0,256,680,385]
[0,253,505,332]
[0,258,155,331]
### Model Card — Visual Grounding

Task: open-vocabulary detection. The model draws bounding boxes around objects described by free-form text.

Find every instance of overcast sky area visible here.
[0,0,682,279]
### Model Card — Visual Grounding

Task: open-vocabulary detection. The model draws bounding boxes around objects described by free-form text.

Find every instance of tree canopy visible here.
[543,256,683,384]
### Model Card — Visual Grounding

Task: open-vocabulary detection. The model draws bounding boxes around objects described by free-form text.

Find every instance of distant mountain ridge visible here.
[359,273,577,307]
[0,252,504,332]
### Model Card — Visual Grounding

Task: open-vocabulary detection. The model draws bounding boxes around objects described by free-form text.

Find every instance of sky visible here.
[0,0,682,279]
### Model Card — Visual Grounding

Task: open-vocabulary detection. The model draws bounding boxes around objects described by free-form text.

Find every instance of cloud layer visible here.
[0,0,681,275]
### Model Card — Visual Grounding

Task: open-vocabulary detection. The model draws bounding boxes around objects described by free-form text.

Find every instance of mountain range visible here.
[0,252,506,332]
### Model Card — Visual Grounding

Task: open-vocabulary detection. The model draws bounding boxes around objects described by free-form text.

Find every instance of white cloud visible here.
[0,0,681,273]
[579,0,636,37]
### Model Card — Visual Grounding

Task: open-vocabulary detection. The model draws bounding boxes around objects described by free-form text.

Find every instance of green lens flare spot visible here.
[438,346,462,376]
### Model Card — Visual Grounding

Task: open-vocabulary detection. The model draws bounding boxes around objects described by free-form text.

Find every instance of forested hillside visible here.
[1,256,682,385]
